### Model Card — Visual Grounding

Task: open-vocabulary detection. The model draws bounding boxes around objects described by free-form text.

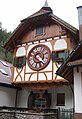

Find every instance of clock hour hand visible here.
[36,55,45,63]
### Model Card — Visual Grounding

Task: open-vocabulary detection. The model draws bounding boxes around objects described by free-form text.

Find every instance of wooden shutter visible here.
[58,51,64,59]
[52,51,58,61]
[23,56,26,65]
[52,50,68,62]
[64,49,68,59]
[13,56,26,68]
[13,57,16,67]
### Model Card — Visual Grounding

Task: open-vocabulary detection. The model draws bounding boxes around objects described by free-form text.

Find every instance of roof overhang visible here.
[12,79,69,90]
[67,59,82,67]
[3,12,52,52]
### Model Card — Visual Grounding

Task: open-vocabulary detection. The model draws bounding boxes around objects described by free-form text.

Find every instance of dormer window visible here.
[35,26,45,36]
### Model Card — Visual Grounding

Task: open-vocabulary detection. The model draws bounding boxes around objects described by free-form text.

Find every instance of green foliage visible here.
[0,23,13,63]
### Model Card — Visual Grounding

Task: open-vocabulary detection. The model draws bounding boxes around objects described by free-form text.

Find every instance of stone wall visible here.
[0,111,57,119]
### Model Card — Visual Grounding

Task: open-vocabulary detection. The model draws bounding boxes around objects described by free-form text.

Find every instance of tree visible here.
[0,22,12,63]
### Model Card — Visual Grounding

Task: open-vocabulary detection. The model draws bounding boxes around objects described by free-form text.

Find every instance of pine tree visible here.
[0,22,12,63]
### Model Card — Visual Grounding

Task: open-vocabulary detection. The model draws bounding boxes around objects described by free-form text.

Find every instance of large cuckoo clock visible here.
[4,2,79,89]
[13,36,68,86]
[27,44,51,71]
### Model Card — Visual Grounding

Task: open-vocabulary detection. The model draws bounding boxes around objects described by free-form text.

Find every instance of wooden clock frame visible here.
[27,44,51,71]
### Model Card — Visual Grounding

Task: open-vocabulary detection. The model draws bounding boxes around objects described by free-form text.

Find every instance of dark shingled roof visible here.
[0,60,21,89]
[0,60,12,85]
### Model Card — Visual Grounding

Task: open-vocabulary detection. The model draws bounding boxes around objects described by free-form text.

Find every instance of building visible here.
[0,59,19,107]
[2,1,81,119]
[56,6,82,119]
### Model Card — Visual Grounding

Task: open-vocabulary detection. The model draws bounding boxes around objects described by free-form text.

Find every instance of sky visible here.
[0,0,82,32]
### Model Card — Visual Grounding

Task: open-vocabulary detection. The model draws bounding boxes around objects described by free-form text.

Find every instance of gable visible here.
[21,23,63,44]
[4,6,79,52]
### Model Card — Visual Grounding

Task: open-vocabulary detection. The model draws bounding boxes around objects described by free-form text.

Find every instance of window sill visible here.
[34,33,46,37]
[56,104,65,106]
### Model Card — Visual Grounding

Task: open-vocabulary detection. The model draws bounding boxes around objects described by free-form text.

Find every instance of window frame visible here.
[35,26,45,36]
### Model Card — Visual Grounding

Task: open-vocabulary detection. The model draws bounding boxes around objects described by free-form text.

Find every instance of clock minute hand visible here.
[36,55,45,63]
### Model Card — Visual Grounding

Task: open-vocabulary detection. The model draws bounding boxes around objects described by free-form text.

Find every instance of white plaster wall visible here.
[14,39,67,82]
[55,86,74,109]
[50,86,73,109]
[74,67,82,113]
[50,88,57,109]
[0,86,16,107]
[17,89,30,108]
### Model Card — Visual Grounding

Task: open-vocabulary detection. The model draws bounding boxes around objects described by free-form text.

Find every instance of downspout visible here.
[13,88,19,119]
[14,88,22,118]
[15,87,22,107]
[15,89,19,107]
[69,85,75,111]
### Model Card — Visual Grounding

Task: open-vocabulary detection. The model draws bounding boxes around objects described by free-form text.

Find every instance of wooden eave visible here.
[3,12,52,51]
[12,80,69,90]
[67,59,82,67]
[21,7,52,22]
[51,14,78,34]
[50,14,79,43]
[56,40,82,82]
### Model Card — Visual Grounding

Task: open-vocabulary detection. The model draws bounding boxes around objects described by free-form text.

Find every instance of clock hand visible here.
[36,55,45,63]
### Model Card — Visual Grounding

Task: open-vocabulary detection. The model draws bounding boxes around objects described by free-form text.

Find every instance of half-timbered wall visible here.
[13,37,69,83]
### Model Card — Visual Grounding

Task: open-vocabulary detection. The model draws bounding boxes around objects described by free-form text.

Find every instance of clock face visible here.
[27,44,51,71]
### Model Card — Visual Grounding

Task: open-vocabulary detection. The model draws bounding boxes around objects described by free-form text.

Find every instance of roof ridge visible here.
[21,8,52,22]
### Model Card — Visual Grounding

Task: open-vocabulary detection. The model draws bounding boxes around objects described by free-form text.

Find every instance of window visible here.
[57,93,65,106]
[35,26,44,36]
[52,49,68,62]
[54,39,67,50]
[13,56,26,68]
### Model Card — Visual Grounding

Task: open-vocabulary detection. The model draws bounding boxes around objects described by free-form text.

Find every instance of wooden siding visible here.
[21,24,62,43]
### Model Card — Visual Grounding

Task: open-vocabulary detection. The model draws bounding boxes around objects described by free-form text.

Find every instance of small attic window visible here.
[35,26,45,36]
